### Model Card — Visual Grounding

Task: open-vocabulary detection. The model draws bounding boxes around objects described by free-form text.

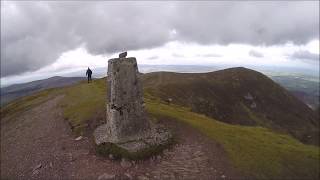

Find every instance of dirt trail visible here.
[1,96,242,179]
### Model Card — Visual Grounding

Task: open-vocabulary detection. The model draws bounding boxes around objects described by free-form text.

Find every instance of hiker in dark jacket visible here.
[86,67,92,83]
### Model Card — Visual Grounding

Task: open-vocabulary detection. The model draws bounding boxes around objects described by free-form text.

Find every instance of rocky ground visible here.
[1,96,242,179]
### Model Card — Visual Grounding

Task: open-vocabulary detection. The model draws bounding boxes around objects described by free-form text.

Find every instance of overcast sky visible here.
[1,1,319,86]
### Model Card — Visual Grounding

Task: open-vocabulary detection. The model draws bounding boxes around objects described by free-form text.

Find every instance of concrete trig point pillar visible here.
[106,57,150,143]
[94,54,171,156]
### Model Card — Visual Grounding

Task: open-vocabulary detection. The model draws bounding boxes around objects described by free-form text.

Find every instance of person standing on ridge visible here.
[86,67,93,83]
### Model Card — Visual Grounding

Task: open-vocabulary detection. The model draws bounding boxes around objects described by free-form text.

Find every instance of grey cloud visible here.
[147,56,159,60]
[173,2,319,45]
[291,50,319,61]
[1,1,174,76]
[249,50,264,58]
[197,53,222,58]
[172,53,185,58]
[1,1,319,77]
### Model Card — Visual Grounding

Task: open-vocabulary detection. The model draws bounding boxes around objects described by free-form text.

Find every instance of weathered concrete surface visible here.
[94,57,171,154]
[94,123,172,153]
[105,57,150,143]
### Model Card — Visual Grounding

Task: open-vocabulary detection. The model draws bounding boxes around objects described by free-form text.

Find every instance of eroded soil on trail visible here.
[1,96,241,179]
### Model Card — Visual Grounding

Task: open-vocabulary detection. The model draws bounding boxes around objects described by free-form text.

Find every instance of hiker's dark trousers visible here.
[87,75,92,83]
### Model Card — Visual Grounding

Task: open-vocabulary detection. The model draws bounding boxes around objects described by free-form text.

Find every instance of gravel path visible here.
[1,96,242,179]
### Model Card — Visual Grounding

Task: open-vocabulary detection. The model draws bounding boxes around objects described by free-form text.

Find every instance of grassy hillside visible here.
[146,100,319,179]
[2,76,319,179]
[142,68,319,145]
[1,76,85,106]
[59,79,106,134]
[0,88,59,123]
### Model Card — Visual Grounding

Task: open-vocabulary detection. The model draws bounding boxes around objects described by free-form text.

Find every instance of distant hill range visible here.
[1,68,318,144]
[142,67,319,145]
[1,76,86,105]
[270,75,319,110]
[2,66,318,109]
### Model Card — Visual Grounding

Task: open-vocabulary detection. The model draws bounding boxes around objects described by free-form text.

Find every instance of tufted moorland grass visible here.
[60,79,319,179]
[1,88,59,122]
[59,79,106,135]
[2,77,319,179]
[146,99,320,179]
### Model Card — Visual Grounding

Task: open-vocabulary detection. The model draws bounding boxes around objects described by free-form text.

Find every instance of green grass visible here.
[1,88,59,122]
[58,79,319,179]
[59,79,106,134]
[2,77,319,179]
[146,100,320,179]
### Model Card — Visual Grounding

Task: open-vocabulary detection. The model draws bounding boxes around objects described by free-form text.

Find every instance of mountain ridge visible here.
[142,67,319,145]
[1,68,318,144]
[1,76,86,106]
